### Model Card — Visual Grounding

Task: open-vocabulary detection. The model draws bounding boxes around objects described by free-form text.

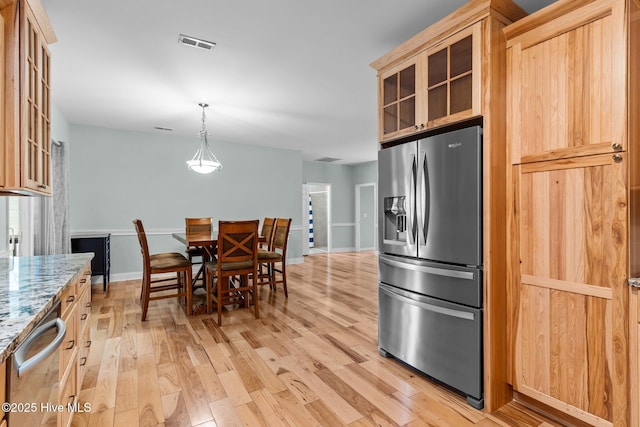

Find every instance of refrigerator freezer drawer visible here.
[379,254,482,307]
[378,283,483,405]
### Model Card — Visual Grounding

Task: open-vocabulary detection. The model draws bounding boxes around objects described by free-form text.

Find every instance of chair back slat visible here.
[273,218,292,251]
[260,218,275,249]
[218,220,259,264]
[186,217,213,234]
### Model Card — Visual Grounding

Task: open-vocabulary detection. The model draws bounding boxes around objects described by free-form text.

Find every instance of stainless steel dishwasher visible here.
[6,301,66,426]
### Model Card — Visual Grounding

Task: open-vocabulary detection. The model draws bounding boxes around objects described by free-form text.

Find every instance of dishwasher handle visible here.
[14,318,66,377]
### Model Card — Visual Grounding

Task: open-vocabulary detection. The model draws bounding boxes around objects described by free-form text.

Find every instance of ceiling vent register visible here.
[178,34,216,51]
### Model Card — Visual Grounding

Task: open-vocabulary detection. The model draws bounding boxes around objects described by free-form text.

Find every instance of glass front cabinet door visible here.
[424,23,481,128]
[378,57,421,141]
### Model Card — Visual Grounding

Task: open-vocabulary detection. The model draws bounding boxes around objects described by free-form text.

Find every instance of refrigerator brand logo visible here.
[448,142,462,148]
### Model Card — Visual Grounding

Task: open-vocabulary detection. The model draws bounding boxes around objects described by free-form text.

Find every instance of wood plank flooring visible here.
[72,252,562,427]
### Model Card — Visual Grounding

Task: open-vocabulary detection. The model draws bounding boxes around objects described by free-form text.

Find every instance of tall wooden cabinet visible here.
[0,0,55,195]
[505,0,639,425]
[371,0,527,412]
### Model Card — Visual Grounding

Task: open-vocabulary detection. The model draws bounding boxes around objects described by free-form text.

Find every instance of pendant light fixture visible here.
[186,103,223,174]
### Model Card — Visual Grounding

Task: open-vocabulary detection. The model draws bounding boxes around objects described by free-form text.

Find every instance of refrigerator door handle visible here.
[379,255,476,280]
[420,151,430,244]
[380,283,475,320]
[408,154,417,245]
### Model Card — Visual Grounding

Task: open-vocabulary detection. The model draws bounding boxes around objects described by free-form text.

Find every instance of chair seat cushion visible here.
[151,252,185,260]
[258,249,281,261]
[205,260,255,271]
[150,254,191,269]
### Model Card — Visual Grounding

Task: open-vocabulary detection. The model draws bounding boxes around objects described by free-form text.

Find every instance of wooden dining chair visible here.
[260,218,276,249]
[257,217,292,297]
[185,217,213,263]
[133,219,193,321]
[205,220,259,325]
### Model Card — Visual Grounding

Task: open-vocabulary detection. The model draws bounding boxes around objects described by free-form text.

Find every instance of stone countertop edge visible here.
[0,253,94,365]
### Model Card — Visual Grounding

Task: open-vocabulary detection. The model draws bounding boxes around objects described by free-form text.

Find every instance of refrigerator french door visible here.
[377,125,484,408]
[379,125,482,264]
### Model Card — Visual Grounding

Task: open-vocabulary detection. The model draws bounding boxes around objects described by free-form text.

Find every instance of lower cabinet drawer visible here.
[60,306,77,377]
[77,328,91,391]
[59,365,77,427]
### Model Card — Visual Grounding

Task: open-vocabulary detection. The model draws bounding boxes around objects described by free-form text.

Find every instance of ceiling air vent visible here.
[315,157,341,163]
[178,34,216,51]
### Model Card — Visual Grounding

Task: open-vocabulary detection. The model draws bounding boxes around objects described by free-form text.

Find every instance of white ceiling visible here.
[41,0,554,165]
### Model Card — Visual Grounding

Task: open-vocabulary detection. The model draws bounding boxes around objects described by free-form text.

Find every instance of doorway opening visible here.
[303,183,331,255]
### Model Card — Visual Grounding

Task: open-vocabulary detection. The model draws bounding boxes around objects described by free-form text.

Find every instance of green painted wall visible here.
[69,124,303,279]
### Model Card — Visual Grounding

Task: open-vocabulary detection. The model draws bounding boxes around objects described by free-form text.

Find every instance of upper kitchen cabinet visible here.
[371,0,524,143]
[424,23,481,127]
[0,0,56,195]
[506,0,626,165]
[379,57,421,140]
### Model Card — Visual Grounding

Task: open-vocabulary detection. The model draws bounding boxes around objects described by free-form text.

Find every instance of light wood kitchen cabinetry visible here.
[377,22,482,141]
[373,20,483,142]
[505,0,639,425]
[58,264,91,427]
[372,0,527,413]
[423,23,481,127]
[0,360,5,427]
[379,57,421,140]
[0,0,55,195]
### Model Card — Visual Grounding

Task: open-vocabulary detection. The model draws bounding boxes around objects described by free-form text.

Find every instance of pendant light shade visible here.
[186,103,223,174]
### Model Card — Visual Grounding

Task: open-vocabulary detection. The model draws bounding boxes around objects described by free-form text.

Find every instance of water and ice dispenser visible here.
[383,196,407,243]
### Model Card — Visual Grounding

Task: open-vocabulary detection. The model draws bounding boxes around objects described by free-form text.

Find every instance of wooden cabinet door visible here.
[423,22,481,129]
[512,153,628,426]
[22,2,51,193]
[507,0,627,165]
[378,57,421,141]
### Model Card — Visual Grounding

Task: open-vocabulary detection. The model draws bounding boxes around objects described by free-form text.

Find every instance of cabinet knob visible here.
[66,340,75,350]
[612,154,623,163]
[420,124,425,129]
[612,142,622,151]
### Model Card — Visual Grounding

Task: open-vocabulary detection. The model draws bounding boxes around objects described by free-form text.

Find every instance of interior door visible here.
[512,154,628,426]
[356,184,376,251]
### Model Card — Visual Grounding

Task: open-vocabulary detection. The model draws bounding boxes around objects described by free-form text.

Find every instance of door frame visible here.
[302,182,332,254]
[355,182,376,252]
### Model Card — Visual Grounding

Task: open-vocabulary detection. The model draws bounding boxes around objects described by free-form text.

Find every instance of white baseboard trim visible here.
[330,247,357,253]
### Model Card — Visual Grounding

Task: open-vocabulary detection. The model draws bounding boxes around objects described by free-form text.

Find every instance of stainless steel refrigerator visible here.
[377,125,484,408]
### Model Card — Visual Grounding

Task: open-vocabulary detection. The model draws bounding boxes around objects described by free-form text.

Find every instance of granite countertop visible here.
[0,254,94,364]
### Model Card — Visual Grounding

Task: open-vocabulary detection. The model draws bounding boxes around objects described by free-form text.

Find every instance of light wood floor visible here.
[72,251,561,427]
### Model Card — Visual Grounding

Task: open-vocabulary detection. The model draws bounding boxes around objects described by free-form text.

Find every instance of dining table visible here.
[172,229,266,291]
